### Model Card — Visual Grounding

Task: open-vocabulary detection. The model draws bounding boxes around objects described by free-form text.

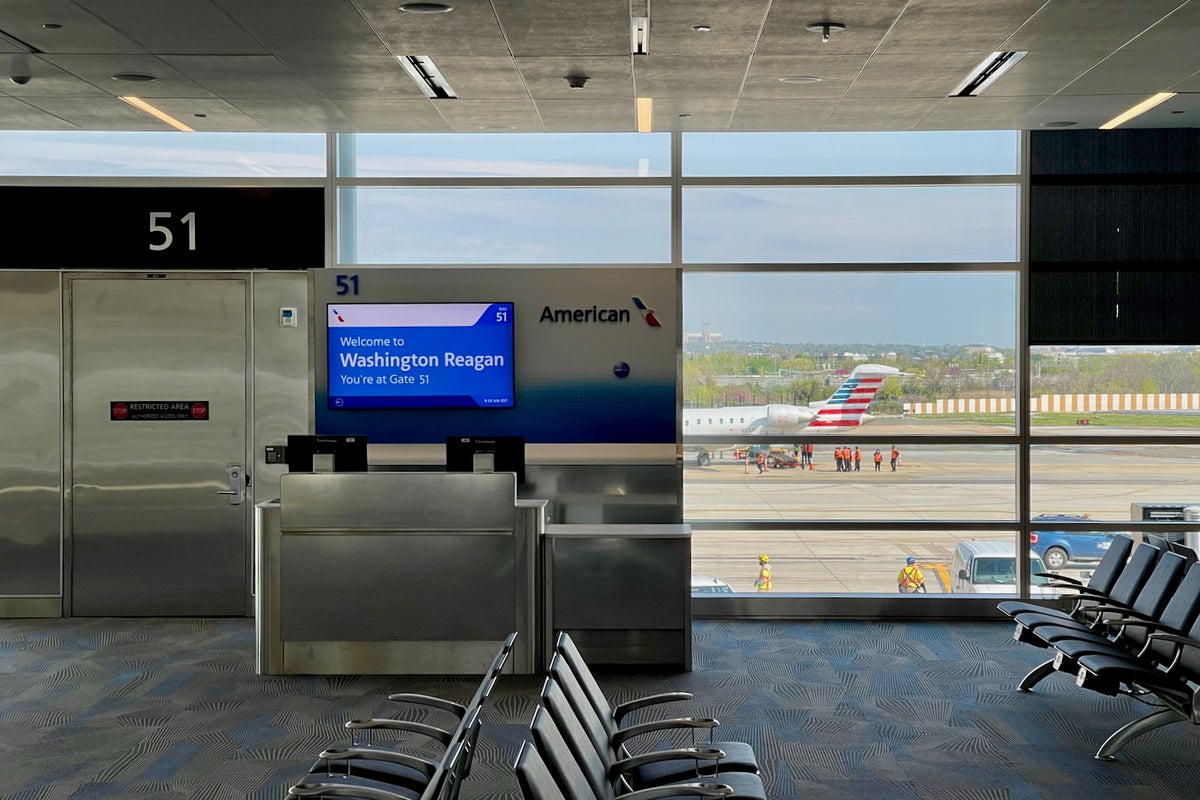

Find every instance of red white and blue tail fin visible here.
[808,364,899,428]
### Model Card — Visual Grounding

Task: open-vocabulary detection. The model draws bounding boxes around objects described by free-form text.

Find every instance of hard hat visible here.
[906,556,916,564]
[759,554,770,563]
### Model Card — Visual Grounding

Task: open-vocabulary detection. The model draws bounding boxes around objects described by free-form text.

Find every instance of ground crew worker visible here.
[853,446,862,472]
[874,449,883,471]
[897,556,926,593]
[890,446,900,471]
[805,443,814,467]
[755,554,772,591]
[756,449,766,475]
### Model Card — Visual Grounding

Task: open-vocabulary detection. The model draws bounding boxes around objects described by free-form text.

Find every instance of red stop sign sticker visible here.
[111,402,130,420]
[191,402,208,420]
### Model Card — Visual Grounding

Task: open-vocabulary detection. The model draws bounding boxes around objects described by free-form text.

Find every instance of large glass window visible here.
[339,186,670,264]
[683,186,1020,263]
[343,133,670,178]
[0,131,325,177]
[691,530,1047,595]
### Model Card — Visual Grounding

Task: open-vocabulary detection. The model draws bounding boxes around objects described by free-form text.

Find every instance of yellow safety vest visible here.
[756,564,772,591]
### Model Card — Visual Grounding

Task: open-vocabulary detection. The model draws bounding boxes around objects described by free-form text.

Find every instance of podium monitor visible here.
[446,436,525,485]
[286,435,369,473]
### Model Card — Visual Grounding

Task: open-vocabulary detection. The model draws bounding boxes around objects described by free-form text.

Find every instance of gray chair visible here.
[547,656,760,788]
[1012,552,1188,691]
[529,705,762,800]
[997,533,1133,618]
[514,740,731,800]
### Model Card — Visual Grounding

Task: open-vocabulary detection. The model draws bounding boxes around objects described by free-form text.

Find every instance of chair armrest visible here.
[617,783,732,800]
[344,718,452,746]
[612,692,695,724]
[611,717,718,748]
[1103,616,1165,632]
[386,693,467,718]
[290,781,411,799]
[610,747,726,779]
[1037,571,1081,584]
[317,746,437,777]
[1148,631,1200,649]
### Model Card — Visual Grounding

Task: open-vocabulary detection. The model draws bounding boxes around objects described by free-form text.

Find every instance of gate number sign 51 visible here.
[149,211,197,251]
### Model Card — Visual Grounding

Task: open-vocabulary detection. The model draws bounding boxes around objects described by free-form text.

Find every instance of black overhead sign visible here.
[1,187,322,270]
[111,401,210,421]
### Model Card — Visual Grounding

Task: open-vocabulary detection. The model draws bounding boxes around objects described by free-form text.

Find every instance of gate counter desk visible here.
[255,471,544,675]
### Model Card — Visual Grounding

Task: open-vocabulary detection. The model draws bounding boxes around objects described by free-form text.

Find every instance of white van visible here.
[951,540,1055,595]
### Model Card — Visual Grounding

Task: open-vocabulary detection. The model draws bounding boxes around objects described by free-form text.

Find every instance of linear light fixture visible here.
[398,55,457,99]
[636,97,653,132]
[119,96,194,132]
[1100,92,1177,130]
[949,51,1026,97]
[631,16,649,55]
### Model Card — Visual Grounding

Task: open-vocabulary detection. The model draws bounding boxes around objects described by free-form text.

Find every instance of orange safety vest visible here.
[874,451,882,463]
[854,449,861,461]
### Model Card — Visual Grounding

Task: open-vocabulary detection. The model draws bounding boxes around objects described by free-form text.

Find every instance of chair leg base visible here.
[1094,707,1187,760]
[1017,659,1056,692]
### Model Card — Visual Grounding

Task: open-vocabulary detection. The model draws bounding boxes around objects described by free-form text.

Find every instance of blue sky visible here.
[684,272,1018,348]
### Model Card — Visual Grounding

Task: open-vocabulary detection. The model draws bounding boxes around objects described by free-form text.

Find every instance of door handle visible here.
[217,464,244,505]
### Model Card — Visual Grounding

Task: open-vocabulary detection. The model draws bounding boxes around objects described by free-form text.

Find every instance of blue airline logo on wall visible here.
[539,296,662,327]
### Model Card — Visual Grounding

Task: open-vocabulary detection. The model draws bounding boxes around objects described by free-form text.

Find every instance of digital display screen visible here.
[327,303,514,409]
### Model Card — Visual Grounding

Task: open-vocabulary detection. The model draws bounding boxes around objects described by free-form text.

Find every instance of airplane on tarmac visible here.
[684,363,902,466]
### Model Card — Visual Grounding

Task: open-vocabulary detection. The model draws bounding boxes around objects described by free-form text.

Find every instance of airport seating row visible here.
[284,632,518,799]
[514,632,766,800]
[1001,536,1200,759]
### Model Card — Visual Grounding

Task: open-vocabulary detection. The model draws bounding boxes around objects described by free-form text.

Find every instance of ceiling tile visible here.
[822,97,943,130]
[327,97,450,132]
[846,52,985,98]
[731,98,838,131]
[431,56,529,99]
[877,0,1044,54]
[645,0,770,57]
[225,97,358,132]
[278,54,427,100]
[743,55,868,99]
[633,55,749,98]
[518,56,632,99]
[353,0,512,57]
[40,54,214,98]
[1005,0,1189,52]
[216,0,392,58]
[536,98,635,131]
[0,96,78,128]
[433,98,544,132]
[490,0,630,57]
[756,0,908,56]
[74,0,265,55]
[162,55,320,100]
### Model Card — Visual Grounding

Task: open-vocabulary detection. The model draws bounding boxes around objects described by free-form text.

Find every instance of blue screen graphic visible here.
[327,303,514,409]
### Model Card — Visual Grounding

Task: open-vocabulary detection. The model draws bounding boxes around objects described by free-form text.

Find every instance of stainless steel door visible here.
[69,276,250,616]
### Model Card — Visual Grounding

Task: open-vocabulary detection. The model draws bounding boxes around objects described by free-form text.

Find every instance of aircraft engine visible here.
[765,404,813,433]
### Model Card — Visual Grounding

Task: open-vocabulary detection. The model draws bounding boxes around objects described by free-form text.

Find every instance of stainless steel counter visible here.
[256,472,545,675]
[543,523,691,670]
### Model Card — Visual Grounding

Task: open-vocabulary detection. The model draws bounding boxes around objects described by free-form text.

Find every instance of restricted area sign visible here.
[110,401,209,421]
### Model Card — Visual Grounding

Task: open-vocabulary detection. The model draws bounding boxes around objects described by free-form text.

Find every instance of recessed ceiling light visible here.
[42,23,62,29]
[692,25,711,32]
[398,2,453,12]
[678,113,692,118]
[778,76,822,84]
[111,73,156,82]
[1038,120,1076,128]
[479,124,514,130]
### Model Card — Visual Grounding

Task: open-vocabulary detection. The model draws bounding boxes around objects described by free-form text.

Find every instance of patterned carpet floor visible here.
[0,618,1197,799]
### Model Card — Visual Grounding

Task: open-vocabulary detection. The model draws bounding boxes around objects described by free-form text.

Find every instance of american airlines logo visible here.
[539,296,662,327]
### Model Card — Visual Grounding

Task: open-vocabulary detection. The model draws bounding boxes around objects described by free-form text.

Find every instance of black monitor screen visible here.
[286,435,369,473]
[445,436,525,485]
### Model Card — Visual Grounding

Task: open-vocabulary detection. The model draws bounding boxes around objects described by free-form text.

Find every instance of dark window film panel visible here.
[1030,184,1200,263]
[1030,129,1200,176]
[1031,269,1200,345]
